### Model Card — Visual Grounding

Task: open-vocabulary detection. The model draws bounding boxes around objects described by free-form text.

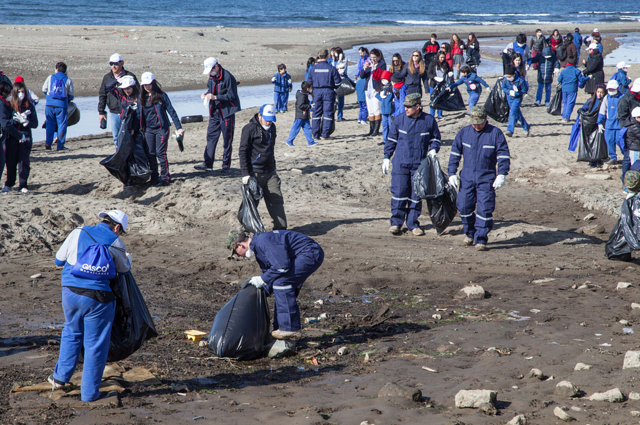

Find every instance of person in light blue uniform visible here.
[598,79,624,165]
[557,62,590,122]
[306,49,341,140]
[50,210,131,401]
[42,62,74,150]
[272,64,293,113]
[228,229,324,340]
[502,65,531,137]
[611,62,632,95]
[448,106,511,251]
[449,65,490,113]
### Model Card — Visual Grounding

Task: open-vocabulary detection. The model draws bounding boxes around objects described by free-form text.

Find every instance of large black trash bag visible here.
[208,284,271,360]
[127,132,152,185]
[466,47,481,67]
[429,79,466,112]
[577,108,608,162]
[484,78,510,123]
[605,196,640,261]
[108,271,158,362]
[413,154,446,200]
[426,185,458,235]
[547,84,563,115]
[237,178,266,234]
[335,77,355,97]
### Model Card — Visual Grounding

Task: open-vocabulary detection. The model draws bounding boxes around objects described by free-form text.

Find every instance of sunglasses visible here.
[412,54,420,57]
[109,62,120,66]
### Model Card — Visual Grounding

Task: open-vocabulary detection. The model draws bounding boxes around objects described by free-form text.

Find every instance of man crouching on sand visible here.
[226,229,324,340]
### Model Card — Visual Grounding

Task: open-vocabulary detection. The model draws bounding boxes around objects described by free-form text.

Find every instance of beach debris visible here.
[454,389,497,408]
[532,277,555,284]
[574,363,592,371]
[337,347,348,356]
[305,317,318,324]
[30,273,42,279]
[527,368,545,380]
[624,327,634,334]
[617,282,633,290]
[632,411,640,417]
[555,267,563,271]
[198,340,208,347]
[632,303,640,310]
[193,416,205,420]
[422,366,438,373]
[432,314,442,320]
[584,173,612,180]
[291,168,303,174]
[583,213,595,221]
[588,388,624,402]
[319,313,328,319]
[554,381,579,398]
[553,406,574,421]
[506,414,527,425]
[171,383,188,394]
[184,330,206,342]
[378,382,422,402]
[364,353,370,362]
[456,284,485,300]
[629,392,640,400]
[624,351,640,369]
[314,299,323,305]
[267,340,296,359]
[620,319,631,325]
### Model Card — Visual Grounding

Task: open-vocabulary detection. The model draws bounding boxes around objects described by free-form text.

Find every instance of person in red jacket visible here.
[422,33,440,67]
[548,29,562,52]
[440,43,454,72]
[450,34,466,78]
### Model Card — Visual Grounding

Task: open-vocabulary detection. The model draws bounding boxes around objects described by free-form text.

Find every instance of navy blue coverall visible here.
[448,123,511,244]
[384,111,441,230]
[306,60,341,138]
[250,230,324,332]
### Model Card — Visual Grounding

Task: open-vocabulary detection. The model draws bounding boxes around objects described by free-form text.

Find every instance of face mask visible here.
[517,42,525,47]
[18,92,25,101]
[608,90,617,96]
[245,248,254,258]
[261,124,271,130]
[507,77,514,82]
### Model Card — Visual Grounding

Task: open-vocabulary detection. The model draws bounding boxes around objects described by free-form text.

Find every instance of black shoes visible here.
[194,163,213,171]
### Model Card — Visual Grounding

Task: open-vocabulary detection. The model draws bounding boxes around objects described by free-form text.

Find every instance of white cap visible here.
[588,43,598,50]
[98,210,129,232]
[109,53,123,63]
[117,75,136,89]
[632,107,640,118]
[617,61,630,70]
[606,80,619,90]
[593,28,599,33]
[632,78,640,93]
[259,104,277,122]
[203,57,218,75]
[140,72,155,85]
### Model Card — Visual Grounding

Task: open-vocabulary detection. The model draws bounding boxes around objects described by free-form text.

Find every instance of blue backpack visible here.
[70,228,117,280]
[50,75,67,100]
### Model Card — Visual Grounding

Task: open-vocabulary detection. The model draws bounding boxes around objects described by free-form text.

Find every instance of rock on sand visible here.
[574,363,592,371]
[623,351,640,369]
[455,389,497,408]
[555,381,579,398]
[456,284,486,300]
[506,414,527,425]
[377,382,422,402]
[588,388,624,402]
[553,406,575,421]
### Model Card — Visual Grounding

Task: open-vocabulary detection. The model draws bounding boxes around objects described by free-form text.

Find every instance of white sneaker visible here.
[20,188,29,194]
[1,186,10,193]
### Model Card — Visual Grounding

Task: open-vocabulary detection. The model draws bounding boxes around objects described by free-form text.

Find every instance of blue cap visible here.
[259,104,277,122]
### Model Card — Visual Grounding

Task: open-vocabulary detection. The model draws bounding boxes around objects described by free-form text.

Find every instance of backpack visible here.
[70,228,117,280]
[556,44,567,62]
[49,75,67,100]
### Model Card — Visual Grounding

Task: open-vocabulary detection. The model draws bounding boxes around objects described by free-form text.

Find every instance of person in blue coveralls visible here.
[49,210,132,401]
[42,61,74,150]
[271,64,293,113]
[448,65,490,113]
[598,79,624,165]
[502,65,531,137]
[448,106,511,251]
[227,229,324,340]
[382,93,441,237]
[306,49,341,140]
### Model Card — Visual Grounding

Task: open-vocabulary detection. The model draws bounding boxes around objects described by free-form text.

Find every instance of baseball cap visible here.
[606,80,619,90]
[259,104,277,122]
[588,43,598,50]
[617,61,630,70]
[632,107,640,118]
[470,106,487,124]
[117,75,136,89]
[109,53,123,63]
[403,93,422,107]
[140,72,155,85]
[98,210,129,232]
[203,57,218,75]
[631,78,640,93]
[226,229,248,255]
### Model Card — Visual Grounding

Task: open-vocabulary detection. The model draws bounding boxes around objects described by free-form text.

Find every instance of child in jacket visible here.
[272,64,292,113]
[285,81,316,147]
[598,80,624,164]
[611,63,632,95]
[502,66,531,137]
[557,63,590,121]
[449,66,490,113]
[391,74,407,119]
[375,71,395,146]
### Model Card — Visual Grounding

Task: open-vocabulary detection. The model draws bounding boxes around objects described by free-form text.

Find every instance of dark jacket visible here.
[98,69,138,115]
[583,52,604,94]
[306,60,342,90]
[530,47,560,84]
[530,35,548,52]
[563,40,577,66]
[13,100,38,140]
[0,71,11,85]
[239,114,277,177]
[207,66,241,118]
[626,121,640,151]
[396,64,429,95]
[384,111,441,171]
[618,91,640,128]
[105,79,141,131]
[427,60,452,88]
[422,41,440,65]
[360,59,387,92]
[141,92,182,131]
[579,97,601,114]
[294,90,311,120]
[0,97,22,142]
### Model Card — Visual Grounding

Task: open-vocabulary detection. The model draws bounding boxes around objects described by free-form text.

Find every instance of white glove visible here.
[20,112,29,123]
[553,68,560,76]
[509,90,516,97]
[428,149,437,158]
[598,124,604,132]
[339,53,344,61]
[126,252,132,264]
[382,158,390,175]
[493,174,506,190]
[242,175,250,185]
[249,276,265,289]
[449,175,459,190]
[271,77,276,83]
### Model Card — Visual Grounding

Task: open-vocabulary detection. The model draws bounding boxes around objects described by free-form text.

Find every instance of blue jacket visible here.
[573,32,583,53]
[375,87,395,115]
[206,66,241,118]
[305,65,314,82]
[557,65,589,93]
[306,60,341,90]
[579,97,601,114]
[384,111,441,171]
[611,70,632,95]
[450,73,489,94]
[502,75,528,100]
[529,46,560,84]
[356,56,369,79]
[392,85,408,117]
[141,92,182,131]
[250,230,323,286]
[448,123,511,184]
[272,72,293,93]
[598,92,622,130]
[43,71,74,108]
[356,78,367,102]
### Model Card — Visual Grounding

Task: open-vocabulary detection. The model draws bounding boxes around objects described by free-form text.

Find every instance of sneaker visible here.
[525,129,531,137]
[47,375,66,390]
[285,141,295,147]
[307,141,318,146]
[389,225,402,235]
[20,187,29,194]
[545,103,550,107]
[271,329,302,340]
[45,144,52,150]
[194,163,213,171]
[412,227,425,236]
[462,237,474,246]
[604,159,617,165]
[505,131,513,137]
[1,186,10,193]
[475,244,487,252]
[534,100,541,106]
[320,136,333,141]
[561,119,569,123]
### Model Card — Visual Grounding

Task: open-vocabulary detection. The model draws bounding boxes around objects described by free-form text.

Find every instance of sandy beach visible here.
[1,22,640,424]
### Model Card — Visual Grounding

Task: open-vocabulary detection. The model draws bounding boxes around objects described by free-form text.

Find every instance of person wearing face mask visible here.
[382,93,441,237]
[618,79,640,129]
[502,65,531,137]
[447,106,510,251]
[0,81,25,188]
[226,229,324,340]
[582,43,604,95]
[598,80,623,165]
[502,33,531,75]
[239,104,287,230]
[196,57,241,172]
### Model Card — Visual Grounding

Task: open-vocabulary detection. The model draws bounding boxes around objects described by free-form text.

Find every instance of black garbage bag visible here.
[127,132,152,185]
[426,185,458,235]
[484,78,510,123]
[577,108,608,162]
[335,77,356,97]
[238,178,266,234]
[208,285,271,360]
[547,84,563,115]
[429,80,466,112]
[108,271,158,362]
[605,196,640,261]
[413,154,446,200]
[466,47,481,66]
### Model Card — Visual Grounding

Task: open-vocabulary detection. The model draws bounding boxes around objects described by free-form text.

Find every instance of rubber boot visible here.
[363,120,374,137]
[372,119,381,137]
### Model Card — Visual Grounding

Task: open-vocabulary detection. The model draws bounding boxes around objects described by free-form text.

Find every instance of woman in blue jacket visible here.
[140,72,184,186]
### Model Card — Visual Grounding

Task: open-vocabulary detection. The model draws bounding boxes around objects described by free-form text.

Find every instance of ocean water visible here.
[1,0,639,27]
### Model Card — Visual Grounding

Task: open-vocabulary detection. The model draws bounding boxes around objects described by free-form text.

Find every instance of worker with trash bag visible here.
[448,106,511,251]
[226,229,324,340]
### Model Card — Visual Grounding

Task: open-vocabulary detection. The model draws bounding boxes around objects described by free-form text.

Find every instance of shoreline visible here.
[1,23,638,97]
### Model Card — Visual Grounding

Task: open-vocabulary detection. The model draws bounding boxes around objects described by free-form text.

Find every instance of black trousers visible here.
[204,110,235,169]
[4,135,32,189]
[144,128,170,183]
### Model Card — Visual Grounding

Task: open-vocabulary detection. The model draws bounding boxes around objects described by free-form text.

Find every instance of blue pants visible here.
[145,128,170,183]
[605,128,623,161]
[45,106,68,149]
[429,86,443,118]
[54,287,115,401]
[536,82,552,104]
[507,97,530,133]
[286,119,314,145]
[390,169,422,230]
[109,111,122,149]
[311,89,335,138]
[337,96,345,120]
[204,110,235,169]
[274,92,289,112]
[358,101,368,122]
[382,114,391,143]
[458,179,495,245]
[561,91,577,120]
[265,249,324,331]
[468,91,480,114]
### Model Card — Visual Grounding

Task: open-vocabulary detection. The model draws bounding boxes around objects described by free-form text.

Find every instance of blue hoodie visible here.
[272,71,293,93]
[450,72,489,94]
[611,69,632,95]
[502,74,528,100]
[598,92,622,130]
